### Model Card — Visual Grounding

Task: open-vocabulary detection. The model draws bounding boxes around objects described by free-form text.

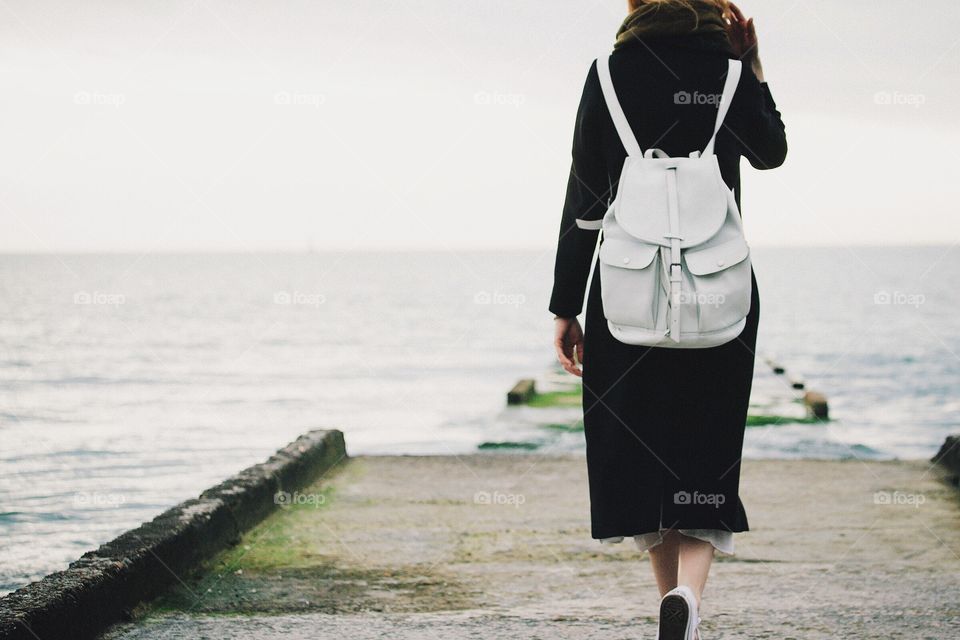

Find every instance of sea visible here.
[1,247,958,593]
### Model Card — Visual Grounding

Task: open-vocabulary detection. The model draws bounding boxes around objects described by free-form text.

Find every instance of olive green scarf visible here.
[614,1,732,54]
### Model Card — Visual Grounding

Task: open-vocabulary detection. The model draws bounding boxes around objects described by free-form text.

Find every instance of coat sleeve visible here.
[548,61,611,318]
[724,66,788,170]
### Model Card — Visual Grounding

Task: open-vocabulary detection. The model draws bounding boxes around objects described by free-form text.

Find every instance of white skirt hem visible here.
[599,528,735,555]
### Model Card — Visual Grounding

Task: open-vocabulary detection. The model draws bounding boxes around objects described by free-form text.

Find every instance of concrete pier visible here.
[101,451,960,639]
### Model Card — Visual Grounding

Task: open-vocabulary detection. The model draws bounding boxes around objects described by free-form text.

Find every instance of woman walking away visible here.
[550,1,786,639]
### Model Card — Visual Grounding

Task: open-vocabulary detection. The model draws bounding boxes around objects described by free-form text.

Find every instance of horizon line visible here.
[0,243,957,255]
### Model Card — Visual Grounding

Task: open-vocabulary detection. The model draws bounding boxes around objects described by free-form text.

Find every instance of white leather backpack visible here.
[576,55,752,348]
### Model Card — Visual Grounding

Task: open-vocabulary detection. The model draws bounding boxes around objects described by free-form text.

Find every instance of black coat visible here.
[549,35,787,538]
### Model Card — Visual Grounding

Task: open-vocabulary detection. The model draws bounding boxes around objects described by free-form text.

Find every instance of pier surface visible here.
[104,455,960,639]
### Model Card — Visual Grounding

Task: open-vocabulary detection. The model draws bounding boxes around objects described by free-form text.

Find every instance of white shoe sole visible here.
[658,593,694,640]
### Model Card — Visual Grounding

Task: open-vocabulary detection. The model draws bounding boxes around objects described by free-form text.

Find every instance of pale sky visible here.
[1,0,958,251]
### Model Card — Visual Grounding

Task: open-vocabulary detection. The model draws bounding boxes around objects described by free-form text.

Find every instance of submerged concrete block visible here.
[803,391,829,420]
[507,379,537,405]
[933,435,960,482]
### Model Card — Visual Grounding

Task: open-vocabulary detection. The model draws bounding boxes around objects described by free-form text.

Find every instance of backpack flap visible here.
[614,157,728,248]
[684,237,750,275]
[598,237,659,270]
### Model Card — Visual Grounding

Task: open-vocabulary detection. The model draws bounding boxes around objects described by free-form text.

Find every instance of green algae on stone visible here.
[543,421,584,432]
[152,563,472,615]
[746,414,824,427]
[526,388,582,408]
[477,441,541,451]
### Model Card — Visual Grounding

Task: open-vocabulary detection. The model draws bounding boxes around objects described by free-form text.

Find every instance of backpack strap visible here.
[596,55,643,157]
[665,166,683,343]
[702,59,742,156]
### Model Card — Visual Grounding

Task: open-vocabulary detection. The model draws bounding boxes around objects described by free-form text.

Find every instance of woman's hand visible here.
[727,2,764,82]
[554,317,584,377]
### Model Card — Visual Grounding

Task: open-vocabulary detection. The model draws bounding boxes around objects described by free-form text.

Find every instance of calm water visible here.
[1,248,958,593]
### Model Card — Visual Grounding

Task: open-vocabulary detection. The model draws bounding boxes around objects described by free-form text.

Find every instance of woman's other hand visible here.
[727,2,764,81]
[554,317,585,377]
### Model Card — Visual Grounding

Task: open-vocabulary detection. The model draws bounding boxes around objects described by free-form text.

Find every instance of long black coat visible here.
[549,35,787,539]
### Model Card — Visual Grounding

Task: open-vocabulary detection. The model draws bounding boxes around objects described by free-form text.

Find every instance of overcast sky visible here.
[1,0,957,251]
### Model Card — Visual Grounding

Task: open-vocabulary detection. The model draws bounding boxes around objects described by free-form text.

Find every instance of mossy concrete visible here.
[150,467,474,616]
[104,453,960,639]
[525,387,582,408]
